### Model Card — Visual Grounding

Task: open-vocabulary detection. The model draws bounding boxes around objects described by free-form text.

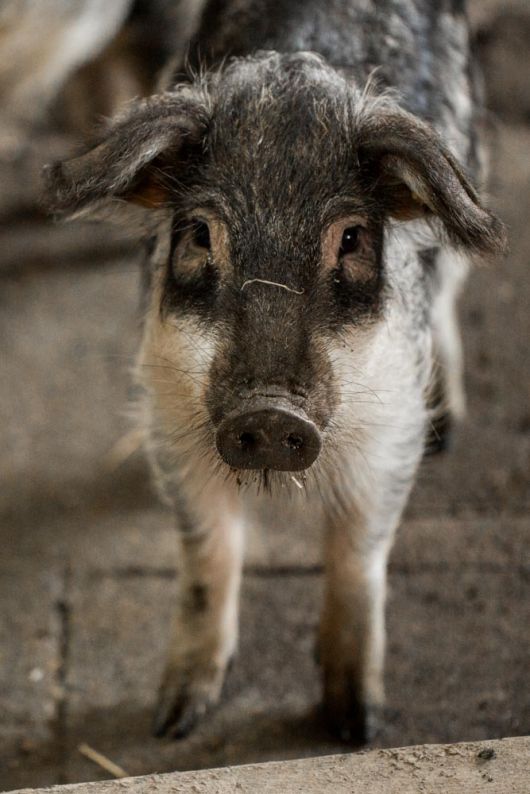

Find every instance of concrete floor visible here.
[0,11,529,793]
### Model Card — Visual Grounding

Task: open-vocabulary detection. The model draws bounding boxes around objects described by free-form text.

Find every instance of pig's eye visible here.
[191,219,211,250]
[339,226,361,256]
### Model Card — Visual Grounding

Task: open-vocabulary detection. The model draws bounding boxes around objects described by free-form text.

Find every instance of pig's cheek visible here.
[140,314,217,425]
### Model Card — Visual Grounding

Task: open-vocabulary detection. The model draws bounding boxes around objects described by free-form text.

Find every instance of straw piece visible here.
[77,743,129,779]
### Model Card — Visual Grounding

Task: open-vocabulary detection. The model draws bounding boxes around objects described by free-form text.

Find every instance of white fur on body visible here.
[431,249,470,420]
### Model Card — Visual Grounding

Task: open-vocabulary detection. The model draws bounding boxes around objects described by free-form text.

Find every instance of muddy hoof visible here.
[323,697,382,745]
[153,688,208,739]
[152,659,229,739]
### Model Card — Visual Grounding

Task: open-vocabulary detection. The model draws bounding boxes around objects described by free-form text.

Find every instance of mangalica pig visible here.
[45,0,505,742]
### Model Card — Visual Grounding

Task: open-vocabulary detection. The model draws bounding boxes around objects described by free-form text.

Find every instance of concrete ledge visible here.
[7,737,528,793]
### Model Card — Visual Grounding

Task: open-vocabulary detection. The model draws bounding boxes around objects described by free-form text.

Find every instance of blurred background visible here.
[0,1,528,790]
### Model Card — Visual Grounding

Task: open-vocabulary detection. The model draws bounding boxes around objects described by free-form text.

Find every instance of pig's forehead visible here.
[209,50,352,95]
[192,72,362,213]
[205,56,356,153]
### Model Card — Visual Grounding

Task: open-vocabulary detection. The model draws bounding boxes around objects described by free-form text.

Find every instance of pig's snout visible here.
[215,397,321,471]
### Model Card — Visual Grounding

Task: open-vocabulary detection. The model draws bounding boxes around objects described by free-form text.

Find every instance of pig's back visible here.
[186,0,474,128]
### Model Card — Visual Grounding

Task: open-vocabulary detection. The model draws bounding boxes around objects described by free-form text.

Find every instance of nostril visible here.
[238,431,256,451]
[285,433,304,450]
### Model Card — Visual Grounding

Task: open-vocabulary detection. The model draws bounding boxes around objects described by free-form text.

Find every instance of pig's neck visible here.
[189,0,370,73]
[185,0,472,142]
[191,2,443,88]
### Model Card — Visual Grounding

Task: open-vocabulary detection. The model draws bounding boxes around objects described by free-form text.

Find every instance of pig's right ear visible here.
[357,105,507,257]
[44,93,207,218]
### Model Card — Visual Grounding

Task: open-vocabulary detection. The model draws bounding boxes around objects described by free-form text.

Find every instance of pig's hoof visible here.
[152,662,227,739]
[152,686,209,739]
[323,693,382,745]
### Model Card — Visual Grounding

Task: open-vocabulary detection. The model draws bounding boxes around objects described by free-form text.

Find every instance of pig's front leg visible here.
[153,503,244,739]
[319,510,393,744]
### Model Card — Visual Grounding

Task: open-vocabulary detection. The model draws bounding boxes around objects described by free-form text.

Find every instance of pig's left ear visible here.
[358,108,507,256]
[44,93,207,217]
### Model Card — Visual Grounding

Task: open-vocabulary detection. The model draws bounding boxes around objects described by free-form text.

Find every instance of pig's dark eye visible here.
[191,220,211,250]
[339,226,361,256]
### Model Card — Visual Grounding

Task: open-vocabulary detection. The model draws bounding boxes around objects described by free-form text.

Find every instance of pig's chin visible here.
[216,459,316,496]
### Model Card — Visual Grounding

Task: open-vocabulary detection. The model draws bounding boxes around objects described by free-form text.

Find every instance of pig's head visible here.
[45,52,505,488]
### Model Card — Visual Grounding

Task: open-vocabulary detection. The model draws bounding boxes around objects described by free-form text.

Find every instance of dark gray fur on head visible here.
[44,48,505,255]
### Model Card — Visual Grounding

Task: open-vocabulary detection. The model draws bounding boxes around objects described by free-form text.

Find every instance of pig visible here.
[45,0,506,743]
